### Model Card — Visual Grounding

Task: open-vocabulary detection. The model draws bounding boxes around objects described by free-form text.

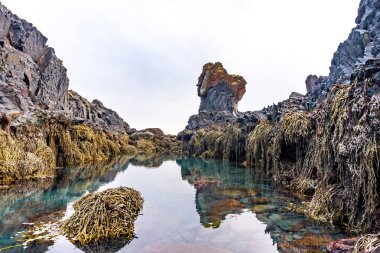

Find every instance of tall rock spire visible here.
[187,62,247,130]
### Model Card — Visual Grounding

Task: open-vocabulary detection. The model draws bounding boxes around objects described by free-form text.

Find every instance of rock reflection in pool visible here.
[0,156,345,253]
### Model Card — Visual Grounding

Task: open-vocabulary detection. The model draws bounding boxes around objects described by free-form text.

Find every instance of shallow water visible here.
[0,156,345,253]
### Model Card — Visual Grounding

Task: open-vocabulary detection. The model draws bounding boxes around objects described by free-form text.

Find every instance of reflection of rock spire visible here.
[178,157,262,228]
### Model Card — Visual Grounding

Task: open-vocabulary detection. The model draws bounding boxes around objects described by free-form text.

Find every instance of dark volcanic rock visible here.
[307,0,380,101]
[8,13,47,62]
[0,5,10,45]
[305,75,319,93]
[36,47,69,110]
[197,62,246,113]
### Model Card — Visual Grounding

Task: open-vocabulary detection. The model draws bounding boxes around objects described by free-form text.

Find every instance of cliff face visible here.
[0,3,129,133]
[307,0,380,102]
[0,4,68,112]
[180,0,380,234]
[330,0,380,85]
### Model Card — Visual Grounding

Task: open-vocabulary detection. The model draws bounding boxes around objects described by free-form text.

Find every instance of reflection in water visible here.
[0,157,130,253]
[178,157,346,252]
[179,158,271,228]
[74,238,131,253]
[0,156,346,253]
[128,154,177,168]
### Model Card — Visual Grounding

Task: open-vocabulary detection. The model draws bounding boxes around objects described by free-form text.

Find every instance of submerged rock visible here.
[276,219,306,232]
[252,205,277,214]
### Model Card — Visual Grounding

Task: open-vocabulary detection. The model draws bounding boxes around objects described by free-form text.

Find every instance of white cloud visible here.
[2,0,359,133]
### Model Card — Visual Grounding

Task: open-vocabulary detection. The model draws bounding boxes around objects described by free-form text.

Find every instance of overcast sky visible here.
[2,0,359,134]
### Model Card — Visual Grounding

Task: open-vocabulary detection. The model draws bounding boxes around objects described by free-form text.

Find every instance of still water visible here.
[0,156,345,253]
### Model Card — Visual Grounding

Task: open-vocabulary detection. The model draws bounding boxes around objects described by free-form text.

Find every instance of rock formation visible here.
[180,0,380,235]
[0,3,129,133]
[187,62,246,130]
[306,0,380,103]
[305,75,319,93]
[68,90,130,133]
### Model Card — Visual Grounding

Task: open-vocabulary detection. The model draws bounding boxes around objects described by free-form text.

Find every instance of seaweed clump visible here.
[0,112,181,186]
[180,128,224,158]
[0,128,55,185]
[352,234,380,253]
[61,187,143,245]
[246,119,273,170]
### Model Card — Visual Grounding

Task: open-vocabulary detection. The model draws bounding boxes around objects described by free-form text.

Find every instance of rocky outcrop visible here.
[0,4,68,112]
[329,0,380,85]
[187,62,246,130]
[305,75,319,93]
[68,90,130,133]
[0,3,129,134]
[305,0,380,102]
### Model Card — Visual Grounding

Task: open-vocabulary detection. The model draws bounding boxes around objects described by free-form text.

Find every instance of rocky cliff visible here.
[0,3,180,186]
[180,0,380,235]
[0,3,129,133]
[307,0,380,104]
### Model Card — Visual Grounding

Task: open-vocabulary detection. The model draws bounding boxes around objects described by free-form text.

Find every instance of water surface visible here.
[0,156,345,253]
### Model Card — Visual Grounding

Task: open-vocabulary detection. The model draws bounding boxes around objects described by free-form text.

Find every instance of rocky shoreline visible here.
[178,0,380,249]
[0,3,180,186]
[180,59,380,234]
[1,0,380,252]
